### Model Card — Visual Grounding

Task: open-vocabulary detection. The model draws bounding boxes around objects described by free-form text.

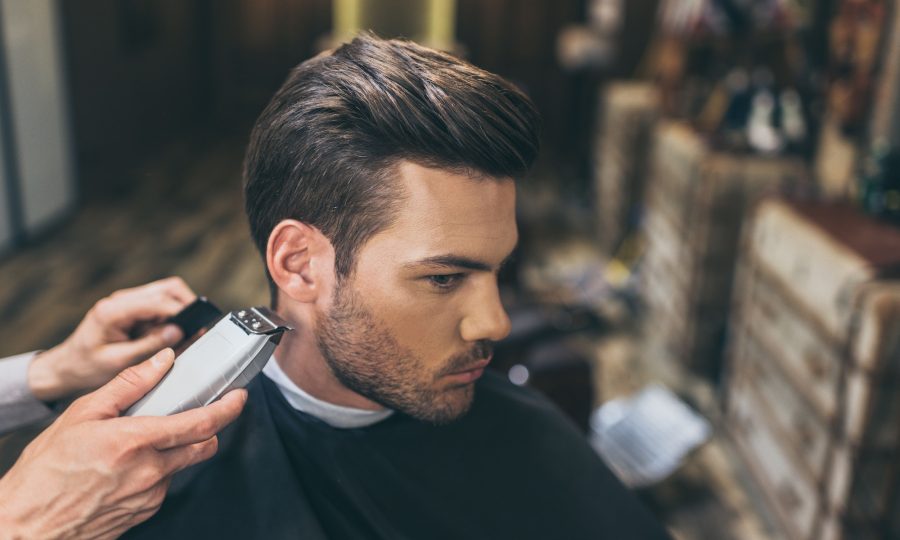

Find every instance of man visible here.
[0,279,247,539]
[126,35,668,539]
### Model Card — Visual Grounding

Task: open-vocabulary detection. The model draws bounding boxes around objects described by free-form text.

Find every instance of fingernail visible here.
[151,348,173,368]
[161,324,182,345]
[151,352,165,367]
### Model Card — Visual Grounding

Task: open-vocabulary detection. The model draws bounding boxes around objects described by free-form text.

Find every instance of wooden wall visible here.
[60,0,586,194]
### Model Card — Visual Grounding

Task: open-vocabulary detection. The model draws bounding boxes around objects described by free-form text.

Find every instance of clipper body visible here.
[126,307,292,417]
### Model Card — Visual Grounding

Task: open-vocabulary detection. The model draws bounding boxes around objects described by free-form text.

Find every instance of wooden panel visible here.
[737,331,831,483]
[639,121,808,377]
[743,264,843,420]
[593,82,658,253]
[725,198,900,540]
[728,378,818,540]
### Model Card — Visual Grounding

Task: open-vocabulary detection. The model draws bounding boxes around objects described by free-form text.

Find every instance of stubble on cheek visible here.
[315,285,477,424]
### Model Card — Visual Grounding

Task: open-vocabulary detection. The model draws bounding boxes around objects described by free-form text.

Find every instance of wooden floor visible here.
[0,132,780,539]
[0,133,269,356]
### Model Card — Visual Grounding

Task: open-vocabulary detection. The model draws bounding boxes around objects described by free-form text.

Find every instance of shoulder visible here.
[464,372,671,539]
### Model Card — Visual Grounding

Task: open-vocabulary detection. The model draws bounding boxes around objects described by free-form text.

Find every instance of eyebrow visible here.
[406,252,516,272]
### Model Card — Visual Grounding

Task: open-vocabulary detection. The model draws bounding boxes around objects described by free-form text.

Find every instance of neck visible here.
[273,313,386,412]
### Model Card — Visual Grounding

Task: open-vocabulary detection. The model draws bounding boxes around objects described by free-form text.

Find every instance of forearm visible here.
[0,353,54,436]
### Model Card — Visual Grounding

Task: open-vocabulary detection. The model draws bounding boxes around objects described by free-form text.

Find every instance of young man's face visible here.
[315,161,517,423]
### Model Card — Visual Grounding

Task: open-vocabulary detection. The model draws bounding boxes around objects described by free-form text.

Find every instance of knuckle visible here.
[163,275,180,285]
[201,436,219,459]
[159,430,179,450]
[135,463,164,491]
[68,395,92,414]
[92,297,115,321]
[114,364,145,389]
[164,275,187,288]
[194,415,217,437]
[165,276,193,298]
[112,436,143,463]
[149,482,169,507]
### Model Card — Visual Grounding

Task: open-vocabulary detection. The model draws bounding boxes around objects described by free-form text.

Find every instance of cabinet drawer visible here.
[736,333,831,483]
[749,200,875,341]
[745,272,842,419]
[728,379,820,540]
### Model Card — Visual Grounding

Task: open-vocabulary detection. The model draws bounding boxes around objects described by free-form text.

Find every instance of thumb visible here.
[83,348,176,418]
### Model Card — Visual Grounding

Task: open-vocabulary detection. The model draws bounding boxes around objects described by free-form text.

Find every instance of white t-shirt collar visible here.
[262,357,394,429]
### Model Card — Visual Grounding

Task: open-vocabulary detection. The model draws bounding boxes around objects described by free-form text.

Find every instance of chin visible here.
[412,384,475,425]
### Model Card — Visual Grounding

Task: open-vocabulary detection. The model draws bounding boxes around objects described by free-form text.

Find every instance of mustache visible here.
[441,341,494,374]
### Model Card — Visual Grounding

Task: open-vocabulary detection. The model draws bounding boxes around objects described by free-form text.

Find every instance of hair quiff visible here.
[243,33,541,300]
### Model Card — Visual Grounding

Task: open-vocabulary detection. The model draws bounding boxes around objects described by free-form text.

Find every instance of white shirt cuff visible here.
[0,352,55,435]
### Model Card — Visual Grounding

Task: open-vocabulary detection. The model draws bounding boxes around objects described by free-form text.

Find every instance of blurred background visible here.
[2,0,900,538]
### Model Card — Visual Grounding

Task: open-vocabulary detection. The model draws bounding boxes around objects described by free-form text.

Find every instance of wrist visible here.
[27,344,70,402]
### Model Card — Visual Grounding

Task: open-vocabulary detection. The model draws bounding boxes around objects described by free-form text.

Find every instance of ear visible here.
[266,220,334,304]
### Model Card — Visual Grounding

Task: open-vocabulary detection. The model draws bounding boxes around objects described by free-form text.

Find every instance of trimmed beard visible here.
[315,283,491,424]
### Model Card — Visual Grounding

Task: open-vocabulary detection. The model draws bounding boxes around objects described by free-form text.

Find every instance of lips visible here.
[444,356,492,384]
[449,357,492,375]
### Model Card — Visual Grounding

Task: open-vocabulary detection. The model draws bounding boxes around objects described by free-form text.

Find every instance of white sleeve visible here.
[0,352,55,435]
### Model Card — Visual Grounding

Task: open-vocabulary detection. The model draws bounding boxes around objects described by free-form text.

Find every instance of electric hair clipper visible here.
[125,306,292,416]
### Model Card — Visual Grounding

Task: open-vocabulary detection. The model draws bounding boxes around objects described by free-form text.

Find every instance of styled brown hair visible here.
[243,33,540,300]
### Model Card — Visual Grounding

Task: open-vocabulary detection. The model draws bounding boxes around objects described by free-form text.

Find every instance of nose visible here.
[459,279,512,343]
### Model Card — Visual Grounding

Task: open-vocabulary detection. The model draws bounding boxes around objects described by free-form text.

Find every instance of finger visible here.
[147,276,197,304]
[115,277,196,305]
[82,349,176,418]
[144,389,248,450]
[159,436,219,475]
[96,293,190,331]
[104,324,184,366]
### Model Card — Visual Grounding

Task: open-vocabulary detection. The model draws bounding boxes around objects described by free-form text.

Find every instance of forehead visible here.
[362,161,518,263]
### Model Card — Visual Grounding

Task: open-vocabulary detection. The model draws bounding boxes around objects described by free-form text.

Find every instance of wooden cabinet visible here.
[638,121,807,379]
[725,198,900,540]
[593,82,658,254]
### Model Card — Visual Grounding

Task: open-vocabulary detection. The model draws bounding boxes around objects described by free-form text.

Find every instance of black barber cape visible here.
[125,371,669,539]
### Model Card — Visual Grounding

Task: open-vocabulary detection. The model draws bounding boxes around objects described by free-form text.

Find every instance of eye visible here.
[426,273,465,291]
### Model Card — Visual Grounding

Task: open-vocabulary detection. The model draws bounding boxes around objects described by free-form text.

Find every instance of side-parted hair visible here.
[243,33,541,300]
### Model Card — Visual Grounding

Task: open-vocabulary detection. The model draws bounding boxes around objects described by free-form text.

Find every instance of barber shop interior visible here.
[2,0,900,538]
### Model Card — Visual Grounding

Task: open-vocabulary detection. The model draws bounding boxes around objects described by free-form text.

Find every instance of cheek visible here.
[362,280,463,360]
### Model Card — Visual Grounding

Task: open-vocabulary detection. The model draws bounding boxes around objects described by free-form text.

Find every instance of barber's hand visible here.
[0,348,247,540]
[28,277,196,402]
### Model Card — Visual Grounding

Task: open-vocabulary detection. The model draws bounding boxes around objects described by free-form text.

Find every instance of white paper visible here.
[589,384,711,487]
